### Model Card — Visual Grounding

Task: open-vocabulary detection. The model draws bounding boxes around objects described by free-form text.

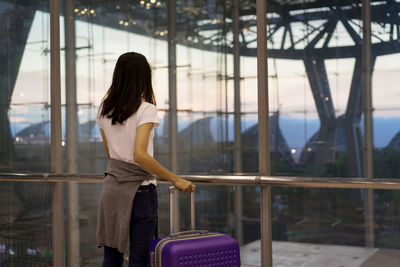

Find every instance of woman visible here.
[96,52,194,267]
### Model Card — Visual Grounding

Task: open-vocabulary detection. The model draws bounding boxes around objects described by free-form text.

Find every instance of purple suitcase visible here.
[149,186,241,267]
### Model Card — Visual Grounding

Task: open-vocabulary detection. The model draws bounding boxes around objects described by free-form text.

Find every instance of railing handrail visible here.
[1,173,400,190]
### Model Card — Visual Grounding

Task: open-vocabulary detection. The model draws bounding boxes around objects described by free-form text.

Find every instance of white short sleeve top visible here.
[96,101,160,185]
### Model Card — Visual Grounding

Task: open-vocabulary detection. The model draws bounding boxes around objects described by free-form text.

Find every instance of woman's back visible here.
[96,101,159,164]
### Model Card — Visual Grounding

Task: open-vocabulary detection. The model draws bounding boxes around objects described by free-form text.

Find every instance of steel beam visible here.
[304,57,336,176]
[344,55,376,178]
[304,58,335,121]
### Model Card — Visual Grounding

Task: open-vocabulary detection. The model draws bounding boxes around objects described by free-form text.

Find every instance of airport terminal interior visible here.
[1,0,400,266]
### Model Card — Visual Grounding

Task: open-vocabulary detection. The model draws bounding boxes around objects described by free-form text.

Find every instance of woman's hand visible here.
[134,124,195,192]
[173,178,194,192]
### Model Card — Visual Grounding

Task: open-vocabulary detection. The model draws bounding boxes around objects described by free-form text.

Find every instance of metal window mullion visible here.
[167,0,179,233]
[232,0,243,247]
[50,0,64,266]
[256,0,272,266]
[362,0,375,248]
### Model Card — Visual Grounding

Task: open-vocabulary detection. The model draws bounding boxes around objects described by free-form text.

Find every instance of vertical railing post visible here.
[232,0,243,246]
[167,0,179,233]
[362,0,375,248]
[256,0,272,266]
[50,0,64,266]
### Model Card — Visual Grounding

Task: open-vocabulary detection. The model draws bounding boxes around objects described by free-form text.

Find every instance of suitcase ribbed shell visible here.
[150,233,240,267]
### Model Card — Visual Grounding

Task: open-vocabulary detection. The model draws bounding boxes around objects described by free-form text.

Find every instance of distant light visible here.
[119,20,124,25]
[156,2,161,6]
[291,148,296,154]
[16,137,20,142]
[160,32,164,36]
[146,2,151,7]
[73,8,79,13]
[27,248,37,255]
[116,5,120,9]
[325,96,329,101]
[140,0,145,5]
[80,10,85,14]
[62,141,66,146]
[307,147,312,152]
[90,9,95,14]
[124,22,129,26]
[151,0,156,3]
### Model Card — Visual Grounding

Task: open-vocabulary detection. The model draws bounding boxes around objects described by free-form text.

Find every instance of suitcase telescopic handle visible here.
[169,185,195,235]
[169,230,208,238]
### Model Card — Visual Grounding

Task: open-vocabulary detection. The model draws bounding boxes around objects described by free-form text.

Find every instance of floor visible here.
[240,240,400,267]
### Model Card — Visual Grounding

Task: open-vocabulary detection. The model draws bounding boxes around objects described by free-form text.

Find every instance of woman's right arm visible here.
[100,128,111,160]
[133,123,194,192]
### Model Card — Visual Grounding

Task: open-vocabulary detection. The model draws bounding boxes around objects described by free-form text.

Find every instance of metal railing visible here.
[1,173,400,189]
[1,173,400,266]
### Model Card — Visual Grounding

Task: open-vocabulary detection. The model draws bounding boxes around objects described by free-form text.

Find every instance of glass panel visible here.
[174,0,258,174]
[60,0,169,174]
[1,1,51,172]
[64,182,103,265]
[0,0,52,264]
[61,0,259,263]
[0,181,53,265]
[60,0,169,265]
[373,55,400,177]
[267,187,400,267]
[267,1,364,178]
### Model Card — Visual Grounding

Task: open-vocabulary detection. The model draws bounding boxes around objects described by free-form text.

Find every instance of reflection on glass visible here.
[265,2,400,266]
[2,1,50,173]
[58,0,262,264]
[0,182,52,265]
[1,1,52,264]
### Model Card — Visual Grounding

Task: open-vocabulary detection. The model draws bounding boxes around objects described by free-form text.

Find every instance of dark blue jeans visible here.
[102,184,158,267]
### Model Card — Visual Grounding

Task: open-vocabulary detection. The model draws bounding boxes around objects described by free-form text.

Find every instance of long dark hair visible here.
[100,52,156,125]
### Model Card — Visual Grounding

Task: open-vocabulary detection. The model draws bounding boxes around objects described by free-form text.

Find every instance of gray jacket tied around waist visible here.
[97,158,156,253]
[105,158,155,182]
